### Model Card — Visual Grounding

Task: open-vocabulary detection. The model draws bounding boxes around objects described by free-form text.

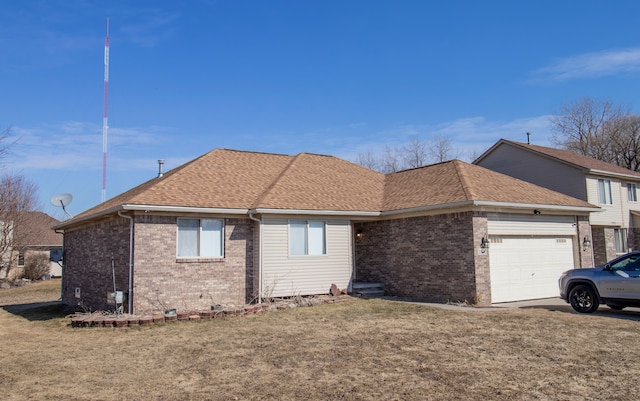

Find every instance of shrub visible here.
[22,253,51,281]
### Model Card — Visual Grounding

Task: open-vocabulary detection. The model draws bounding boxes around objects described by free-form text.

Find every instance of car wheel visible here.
[569,285,599,313]
[607,304,625,310]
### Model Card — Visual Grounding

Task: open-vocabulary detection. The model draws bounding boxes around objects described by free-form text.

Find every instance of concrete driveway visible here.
[408,297,640,321]
[491,297,640,321]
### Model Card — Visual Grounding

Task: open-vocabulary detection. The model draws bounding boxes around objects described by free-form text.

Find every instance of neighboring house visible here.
[54,148,597,314]
[0,211,63,280]
[474,139,640,266]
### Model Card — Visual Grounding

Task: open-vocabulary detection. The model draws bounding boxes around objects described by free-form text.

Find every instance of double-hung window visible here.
[289,220,326,256]
[628,183,638,202]
[598,179,613,205]
[614,228,628,254]
[177,218,223,258]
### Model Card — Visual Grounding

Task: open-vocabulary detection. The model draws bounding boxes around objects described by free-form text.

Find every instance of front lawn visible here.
[0,280,638,400]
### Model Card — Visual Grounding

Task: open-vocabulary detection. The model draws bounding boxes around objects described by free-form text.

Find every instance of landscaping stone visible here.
[330,283,341,297]
[70,295,356,329]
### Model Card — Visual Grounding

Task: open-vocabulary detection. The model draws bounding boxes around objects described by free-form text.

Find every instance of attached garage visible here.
[488,214,578,303]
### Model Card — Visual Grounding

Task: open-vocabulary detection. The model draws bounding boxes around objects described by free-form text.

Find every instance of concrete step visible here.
[352,282,385,298]
[354,289,385,298]
[352,282,384,290]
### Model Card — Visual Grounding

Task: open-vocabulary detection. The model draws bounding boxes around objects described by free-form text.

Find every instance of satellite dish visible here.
[50,193,74,218]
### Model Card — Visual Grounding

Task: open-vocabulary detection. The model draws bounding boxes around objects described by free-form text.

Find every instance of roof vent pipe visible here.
[526,132,531,145]
[157,159,165,178]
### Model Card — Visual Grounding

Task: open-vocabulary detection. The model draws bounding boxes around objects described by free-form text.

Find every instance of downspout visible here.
[54,229,64,301]
[118,210,134,314]
[248,211,263,303]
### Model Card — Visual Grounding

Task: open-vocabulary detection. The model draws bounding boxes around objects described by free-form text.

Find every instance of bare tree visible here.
[0,174,39,280]
[0,127,12,162]
[401,136,428,169]
[550,97,627,160]
[550,97,640,171]
[429,134,456,163]
[610,115,640,171]
[381,145,403,173]
[354,150,381,171]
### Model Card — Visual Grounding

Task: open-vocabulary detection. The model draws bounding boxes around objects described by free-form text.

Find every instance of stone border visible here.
[70,296,351,328]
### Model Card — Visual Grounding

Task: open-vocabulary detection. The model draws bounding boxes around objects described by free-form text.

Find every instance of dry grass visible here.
[1,280,639,401]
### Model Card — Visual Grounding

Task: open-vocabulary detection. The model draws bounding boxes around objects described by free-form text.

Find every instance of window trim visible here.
[176,218,224,259]
[288,220,327,256]
[598,178,613,205]
[628,183,638,203]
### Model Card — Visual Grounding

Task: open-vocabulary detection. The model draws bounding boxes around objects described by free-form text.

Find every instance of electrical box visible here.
[107,291,124,305]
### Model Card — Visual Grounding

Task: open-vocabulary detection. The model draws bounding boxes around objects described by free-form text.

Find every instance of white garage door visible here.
[489,236,575,303]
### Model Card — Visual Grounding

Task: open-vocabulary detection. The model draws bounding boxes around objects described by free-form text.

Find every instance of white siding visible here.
[586,176,623,226]
[620,180,640,228]
[261,218,353,298]
[487,214,576,236]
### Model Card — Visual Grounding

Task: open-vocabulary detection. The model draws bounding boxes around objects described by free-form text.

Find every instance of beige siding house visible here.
[475,139,640,265]
[55,148,598,314]
[1,211,62,280]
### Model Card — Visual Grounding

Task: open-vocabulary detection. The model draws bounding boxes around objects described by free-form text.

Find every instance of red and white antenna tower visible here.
[102,18,110,203]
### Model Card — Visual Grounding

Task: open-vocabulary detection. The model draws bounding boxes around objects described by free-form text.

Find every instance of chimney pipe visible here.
[157,159,165,178]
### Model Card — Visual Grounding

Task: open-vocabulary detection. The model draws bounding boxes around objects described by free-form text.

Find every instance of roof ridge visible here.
[452,160,476,201]
[250,153,298,208]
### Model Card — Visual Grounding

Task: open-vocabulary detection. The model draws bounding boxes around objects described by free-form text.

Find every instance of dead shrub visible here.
[22,253,50,281]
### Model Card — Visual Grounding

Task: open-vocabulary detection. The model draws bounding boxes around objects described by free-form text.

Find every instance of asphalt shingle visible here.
[64,147,595,225]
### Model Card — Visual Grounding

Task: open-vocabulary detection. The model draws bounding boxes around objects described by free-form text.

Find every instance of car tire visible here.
[569,285,599,313]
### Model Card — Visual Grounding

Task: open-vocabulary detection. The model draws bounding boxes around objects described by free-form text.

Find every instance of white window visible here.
[614,228,628,254]
[177,218,223,258]
[289,220,326,255]
[598,179,613,205]
[628,183,638,202]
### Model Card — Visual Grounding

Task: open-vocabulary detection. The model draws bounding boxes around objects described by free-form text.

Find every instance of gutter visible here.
[118,210,134,314]
[379,200,601,217]
[54,205,249,230]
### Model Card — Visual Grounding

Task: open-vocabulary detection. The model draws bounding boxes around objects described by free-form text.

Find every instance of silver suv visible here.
[559,251,640,313]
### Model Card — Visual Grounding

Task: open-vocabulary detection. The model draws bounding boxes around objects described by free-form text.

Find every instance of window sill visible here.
[176,257,224,263]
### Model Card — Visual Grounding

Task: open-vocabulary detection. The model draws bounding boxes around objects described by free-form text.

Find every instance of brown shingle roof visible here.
[383,160,594,211]
[255,153,385,211]
[503,140,640,178]
[70,149,385,221]
[60,148,596,227]
[14,211,62,246]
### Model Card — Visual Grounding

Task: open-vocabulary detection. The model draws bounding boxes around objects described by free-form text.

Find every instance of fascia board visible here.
[588,169,640,181]
[122,204,249,215]
[250,208,381,217]
[380,200,600,217]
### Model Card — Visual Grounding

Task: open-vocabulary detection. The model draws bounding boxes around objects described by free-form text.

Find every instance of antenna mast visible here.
[102,18,110,203]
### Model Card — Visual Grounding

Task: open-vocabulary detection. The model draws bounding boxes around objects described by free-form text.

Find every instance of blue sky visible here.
[2,1,640,219]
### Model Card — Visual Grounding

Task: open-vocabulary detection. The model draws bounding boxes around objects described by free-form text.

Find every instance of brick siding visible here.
[61,216,131,312]
[62,214,254,315]
[355,211,487,305]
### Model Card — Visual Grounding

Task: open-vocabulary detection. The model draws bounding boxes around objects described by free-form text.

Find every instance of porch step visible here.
[352,282,385,298]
